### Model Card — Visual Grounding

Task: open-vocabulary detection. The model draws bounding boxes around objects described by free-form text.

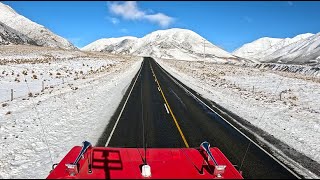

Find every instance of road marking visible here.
[153,59,301,179]
[150,62,190,148]
[105,60,144,147]
[164,103,169,114]
[170,88,187,109]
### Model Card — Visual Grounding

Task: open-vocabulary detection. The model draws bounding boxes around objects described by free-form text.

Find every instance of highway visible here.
[96,57,300,179]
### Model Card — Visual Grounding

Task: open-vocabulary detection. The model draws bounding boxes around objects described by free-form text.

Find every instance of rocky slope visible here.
[0,21,37,45]
[0,2,76,49]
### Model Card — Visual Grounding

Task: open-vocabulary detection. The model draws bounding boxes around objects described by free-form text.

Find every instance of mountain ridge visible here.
[82,28,240,62]
[0,2,76,49]
[233,33,319,65]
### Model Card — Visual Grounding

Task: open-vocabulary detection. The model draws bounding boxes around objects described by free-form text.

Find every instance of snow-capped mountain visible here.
[233,33,318,65]
[81,28,238,62]
[81,36,138,52]
[254,33,314,60]
[263,33,320,65]
[232,37,283,60]
[0,21,37,45]
[0,2,76,49]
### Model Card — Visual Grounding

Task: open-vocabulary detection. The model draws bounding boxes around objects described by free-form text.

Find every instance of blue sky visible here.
[2,1,320,52]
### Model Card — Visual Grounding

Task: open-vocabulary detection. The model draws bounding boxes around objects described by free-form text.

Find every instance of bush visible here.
[2,103,8,107]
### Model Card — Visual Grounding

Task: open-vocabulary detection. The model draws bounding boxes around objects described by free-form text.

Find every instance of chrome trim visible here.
[200,141,226,177]
[200,141,218,165]
[74,141,92,165]
[65,141,92,176]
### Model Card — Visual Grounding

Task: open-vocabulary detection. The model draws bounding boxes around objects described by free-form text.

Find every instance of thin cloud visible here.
[110,17,119,24]
[144,13,173,28]
[287,1,293,6]
[106,17,120,25]
[243,16,253,23]
[120,28,128,33]
[108,1,174,28]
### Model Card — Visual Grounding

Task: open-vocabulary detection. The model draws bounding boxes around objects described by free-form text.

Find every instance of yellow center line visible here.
[149,62,190,148]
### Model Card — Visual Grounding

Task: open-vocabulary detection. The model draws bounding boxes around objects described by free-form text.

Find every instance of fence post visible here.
[42,81,44,91]
[11,89,13,101]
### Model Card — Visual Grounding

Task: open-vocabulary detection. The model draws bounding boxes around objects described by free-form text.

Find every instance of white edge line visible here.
[164,103,169,114]
[154,59,301,179]
[105,60,144,147]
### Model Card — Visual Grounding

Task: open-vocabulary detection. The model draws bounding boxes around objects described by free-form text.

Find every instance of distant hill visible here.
[82,28,242,63]
[233,33,320,65]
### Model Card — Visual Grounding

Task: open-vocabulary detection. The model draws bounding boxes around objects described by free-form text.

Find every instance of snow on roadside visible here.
[0,45,86,63]
[155,58,320,178]
[0,47,143,178]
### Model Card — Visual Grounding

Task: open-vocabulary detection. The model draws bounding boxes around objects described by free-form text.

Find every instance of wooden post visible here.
[252,86,254,93]
[42,81,44,91]
[11,89,13,101]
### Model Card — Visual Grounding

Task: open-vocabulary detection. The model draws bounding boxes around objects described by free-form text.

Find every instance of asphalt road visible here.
[97,57,300,179]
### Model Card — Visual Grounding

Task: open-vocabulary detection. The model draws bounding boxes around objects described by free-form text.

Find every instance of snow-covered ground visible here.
[0,45,86,63]
[156,58,320,178]
[0,46,143,178]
